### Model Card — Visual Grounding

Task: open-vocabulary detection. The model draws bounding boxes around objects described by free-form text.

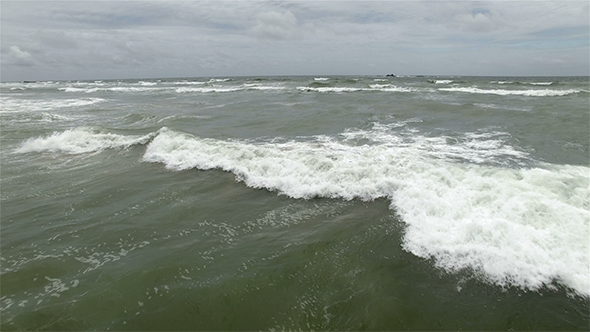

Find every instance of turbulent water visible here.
[1,76,589,330]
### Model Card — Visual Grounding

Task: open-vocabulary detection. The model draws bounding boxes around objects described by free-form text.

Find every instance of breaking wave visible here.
[14,125,589,297]
[439,87,582,97]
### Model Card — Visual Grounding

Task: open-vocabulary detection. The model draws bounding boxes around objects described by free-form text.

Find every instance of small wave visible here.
[175,87,244,93]
[0,97,105,113]
[208,78,231,83]
[297,87,365,93]
[59,86,172,93]
[12,112,72,123]
[138,81,158,86]
[297,86,416,93]
[491,81,554,86]
[109,87,168,93]
[474,103,532,112]
[314,77,330,81]
[173,81,207,85]
[15,127,156,154]
[429,79,454,84]
[157,114,213,124]
[59,87,99,93]
[245,85,285,91]
[439,87,581,97]
[368,84,391,89]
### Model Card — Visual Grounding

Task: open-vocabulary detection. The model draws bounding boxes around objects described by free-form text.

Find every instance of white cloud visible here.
[451,9,505,33]
[250,11,301,41]
[0,1,588,80]
[6,46,34,66]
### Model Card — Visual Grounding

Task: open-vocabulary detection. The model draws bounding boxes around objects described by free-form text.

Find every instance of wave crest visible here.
[15,127,156,154]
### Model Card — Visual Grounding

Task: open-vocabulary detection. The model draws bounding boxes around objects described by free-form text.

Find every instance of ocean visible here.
[1,75,588,330]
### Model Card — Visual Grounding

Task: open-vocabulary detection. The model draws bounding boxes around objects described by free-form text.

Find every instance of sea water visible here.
[1,76,588,330]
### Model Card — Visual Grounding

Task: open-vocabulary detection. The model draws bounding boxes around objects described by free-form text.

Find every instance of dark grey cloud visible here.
[1,1,588,81]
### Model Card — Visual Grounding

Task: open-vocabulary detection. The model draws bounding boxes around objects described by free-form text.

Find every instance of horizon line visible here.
[3,74,589,83]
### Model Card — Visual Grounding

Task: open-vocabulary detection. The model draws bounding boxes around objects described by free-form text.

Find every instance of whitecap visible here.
[15,128,156,154]
[142,126,589,297]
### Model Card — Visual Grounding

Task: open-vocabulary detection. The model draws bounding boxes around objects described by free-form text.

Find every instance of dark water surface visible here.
[1,76,588,330]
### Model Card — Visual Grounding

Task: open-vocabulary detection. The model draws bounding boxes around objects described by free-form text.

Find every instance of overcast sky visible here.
[1,1,588,81]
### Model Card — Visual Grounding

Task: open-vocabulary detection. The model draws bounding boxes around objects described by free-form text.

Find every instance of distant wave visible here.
[491,81,554,86]
[175,85,285,93]
[59,86,171,93]
[429,79,454,84]
[0,97,105,113]
[439,87,581,97]
[173,81,207,85]
[15,127,156,154]
[297,85,417,93]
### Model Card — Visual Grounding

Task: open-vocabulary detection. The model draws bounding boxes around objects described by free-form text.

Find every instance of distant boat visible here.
[385,74,396,77]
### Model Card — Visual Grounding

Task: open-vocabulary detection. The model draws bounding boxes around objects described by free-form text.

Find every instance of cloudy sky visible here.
[1,1,588,81]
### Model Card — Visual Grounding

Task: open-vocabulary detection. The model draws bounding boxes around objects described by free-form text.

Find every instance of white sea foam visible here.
[314,77,330,81]
[439,87,581,97]
[394,163,589,294]
[530,82,553,86]
[15,128,156,154]
[142,126,589,296]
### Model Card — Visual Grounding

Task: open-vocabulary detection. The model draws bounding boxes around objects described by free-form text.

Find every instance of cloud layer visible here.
[1,1,588,81]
